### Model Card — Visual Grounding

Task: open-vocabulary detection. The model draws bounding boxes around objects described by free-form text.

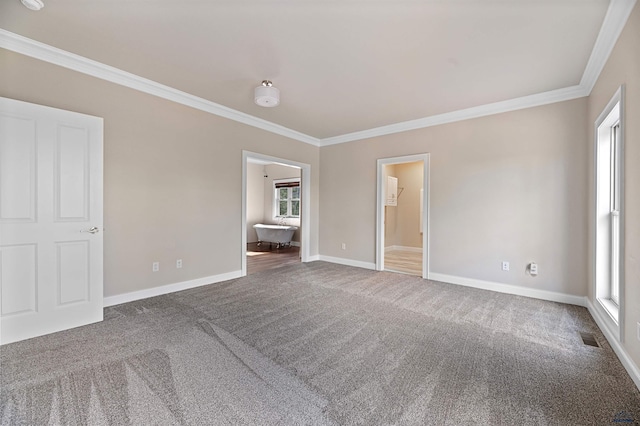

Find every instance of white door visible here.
[0,97,103,345]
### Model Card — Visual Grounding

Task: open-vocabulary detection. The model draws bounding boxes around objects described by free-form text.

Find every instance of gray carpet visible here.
[1,261,639,425]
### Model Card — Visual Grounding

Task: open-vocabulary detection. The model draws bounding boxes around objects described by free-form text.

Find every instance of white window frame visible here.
[610,121,621,306]
[274,178,300,218]
[593,86,624,342]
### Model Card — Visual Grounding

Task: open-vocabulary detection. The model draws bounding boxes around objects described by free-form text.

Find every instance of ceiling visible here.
[0,0,626,144]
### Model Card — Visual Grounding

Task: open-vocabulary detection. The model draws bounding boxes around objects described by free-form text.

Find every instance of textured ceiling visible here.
[0,0,610,139]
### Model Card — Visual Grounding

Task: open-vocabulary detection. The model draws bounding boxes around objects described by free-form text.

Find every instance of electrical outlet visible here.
[341,243,346,250]
[637,322,640,341]
[501,261,510,272]
[152,262,159,272]
[176,259,183,269]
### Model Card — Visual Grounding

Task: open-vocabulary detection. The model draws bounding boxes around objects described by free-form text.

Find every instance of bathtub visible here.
[253,224,298,248]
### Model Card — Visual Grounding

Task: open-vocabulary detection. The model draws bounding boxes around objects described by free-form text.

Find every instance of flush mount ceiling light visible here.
[254,80,280,108]
[21,0,44,10]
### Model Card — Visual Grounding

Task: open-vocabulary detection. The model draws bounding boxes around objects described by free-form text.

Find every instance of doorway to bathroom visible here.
[376,154,430,278]
[242,151,311,276]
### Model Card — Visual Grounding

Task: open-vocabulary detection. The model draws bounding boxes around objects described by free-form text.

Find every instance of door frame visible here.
[376,154,430,278]
[241,150,311,276]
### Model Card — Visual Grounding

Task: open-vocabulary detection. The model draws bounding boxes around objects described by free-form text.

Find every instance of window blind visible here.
[275,181,300,188]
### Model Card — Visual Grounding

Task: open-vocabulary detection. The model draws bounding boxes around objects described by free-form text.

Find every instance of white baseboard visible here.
[307,254,320,262]
[586,298,640,391]
[429,272,639,391]
[104,270,242,307]
[428,272,587,307]
[316,255,376,270]
[385,245,422,253]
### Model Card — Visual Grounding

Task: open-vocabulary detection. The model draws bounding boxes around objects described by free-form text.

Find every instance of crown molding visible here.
[321,85,588,146]
[0,29,321,147]
[580,0,637,94]
[0,0,634,148]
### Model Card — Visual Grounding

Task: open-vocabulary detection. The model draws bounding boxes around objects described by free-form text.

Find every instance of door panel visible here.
[56,124,90,221]
[56,241,90,305]
[0,97,103,345]
[0,115,36,222]
[0,244,37,316]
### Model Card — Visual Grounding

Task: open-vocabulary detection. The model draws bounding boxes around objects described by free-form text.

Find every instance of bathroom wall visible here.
[246,163,265,243]
[383,164,398,247]
[263,164,302,244]
[393,161,424,250]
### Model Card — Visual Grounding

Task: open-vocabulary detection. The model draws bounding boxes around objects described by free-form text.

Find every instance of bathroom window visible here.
[274,178,300,218]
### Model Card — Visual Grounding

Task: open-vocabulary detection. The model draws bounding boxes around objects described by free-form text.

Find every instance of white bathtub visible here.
[253,224,298,247]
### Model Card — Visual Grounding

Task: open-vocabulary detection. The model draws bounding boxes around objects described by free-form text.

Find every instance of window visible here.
[274,178,300,218]
[594,86,624,331]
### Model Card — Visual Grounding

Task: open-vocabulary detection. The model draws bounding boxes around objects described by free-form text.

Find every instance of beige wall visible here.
[385,161,424,249]
[396,162,423,248]
[587,4,640,368]
[320,98,588,296]
[383,164,397,247]
[246,163,265,243]
[0,49,320,298]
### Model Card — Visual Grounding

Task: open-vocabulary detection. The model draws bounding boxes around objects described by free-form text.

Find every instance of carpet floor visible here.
[1,262,639,425]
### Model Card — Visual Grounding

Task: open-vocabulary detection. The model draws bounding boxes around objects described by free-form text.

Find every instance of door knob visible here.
[81,226,100,234]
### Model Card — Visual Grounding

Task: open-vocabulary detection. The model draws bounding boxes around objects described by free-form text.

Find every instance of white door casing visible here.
[0,97,103,345]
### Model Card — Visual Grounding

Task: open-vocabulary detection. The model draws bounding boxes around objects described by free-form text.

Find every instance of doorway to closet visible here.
[376,154,430,278]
